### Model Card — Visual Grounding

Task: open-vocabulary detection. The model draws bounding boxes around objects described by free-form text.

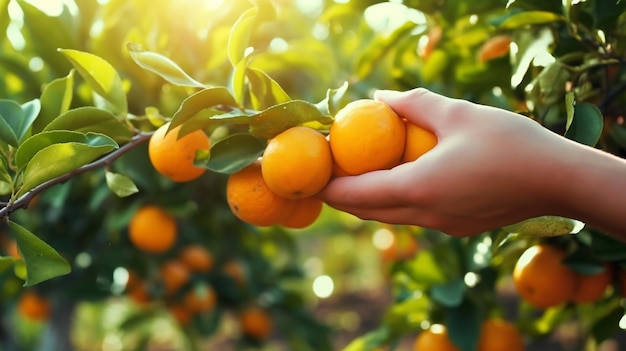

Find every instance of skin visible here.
[319,88,626,240]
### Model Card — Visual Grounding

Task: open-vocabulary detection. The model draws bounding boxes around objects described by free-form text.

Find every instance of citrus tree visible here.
[0,0,625,351]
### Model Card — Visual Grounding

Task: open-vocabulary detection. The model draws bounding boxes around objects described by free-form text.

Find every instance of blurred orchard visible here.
[0,0,626,350]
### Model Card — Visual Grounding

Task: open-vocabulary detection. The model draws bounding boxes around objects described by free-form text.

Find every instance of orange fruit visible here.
[239,306,273,340]
[478,35,512,62]
[413,324,459,351]
[17,290,51,321]
[330,99,406,176]
[148,122,210,182]
[418,26,443,60]
[380,230,419,262]
[223,260,247,287]
[183,284,217,313]
[179,245,214,273]
[402,121,437,163]
[6,240,19,258]
[128,281,151,305]
[128,205,177,254]
[571,263,613,304]
[513,244,577,309]
[477,319,524,351]
[279,197,324,229]
[261,126,333,199]
[160,260,191,295]
[226,161,296,226]
[168,303,193,325]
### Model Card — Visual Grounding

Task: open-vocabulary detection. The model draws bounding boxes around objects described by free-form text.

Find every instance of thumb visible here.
[374,88,467,131]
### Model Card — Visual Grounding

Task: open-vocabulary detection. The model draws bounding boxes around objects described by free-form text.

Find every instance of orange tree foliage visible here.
[0,0,625,350]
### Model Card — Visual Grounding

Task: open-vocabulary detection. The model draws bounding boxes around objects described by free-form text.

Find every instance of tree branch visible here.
[0,131,153,221]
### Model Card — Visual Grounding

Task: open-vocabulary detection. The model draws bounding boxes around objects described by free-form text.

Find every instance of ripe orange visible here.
[128,205,177,254]
[478,35,512,62]
[128,281,151,305]
[223,260,247,287]
[413,324,459,351]
[571,263,613,304]
[402,121,437,163]
[261,126,333,199]
[148,122,210,182]
[184,284,217,313]
[179,245,214,273]
[513,244,577,309]
[17,290,51,321]
[239,306,273,340]
[226,160,296,226]
[477,319,524,351]
[330,99,406,176]
[160,260,191,295]
[279,197,324,229]
[6,240,19,258]
[380,230,419,262]
[168,303,193,325]
[418,26,442,60]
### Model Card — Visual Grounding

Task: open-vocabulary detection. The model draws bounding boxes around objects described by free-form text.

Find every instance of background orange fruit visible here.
[148,122,210,182]
[571,263,613,304]
[17,290,51,321]
[184,284,217,313]
[160,260,191,295]
[477,319,524,351]
[478,35,512,62]
[513,244,577,309]
[179,244,214,273]
[279,197,324,229]
[239,306,273,340]
[330,99,406,176]
[413,324,459,351]
[227,161,296,226]
[128,205,177,254]
[402,121,437,163]
[261,126,333,199]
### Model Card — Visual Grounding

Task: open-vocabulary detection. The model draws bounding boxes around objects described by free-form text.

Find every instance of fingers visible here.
[374,88,472,132]
[318,166,415,209]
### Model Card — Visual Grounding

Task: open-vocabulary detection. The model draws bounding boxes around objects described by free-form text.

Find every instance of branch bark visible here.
[0,131,153,221]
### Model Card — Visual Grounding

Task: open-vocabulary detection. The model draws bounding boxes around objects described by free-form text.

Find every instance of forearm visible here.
[553,142,626,240]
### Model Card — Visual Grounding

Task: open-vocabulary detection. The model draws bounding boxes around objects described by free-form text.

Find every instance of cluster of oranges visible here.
[147,99,437,230]
[513,243,619,310]
[414,319,524,351]
[227,99,437,228]
[125,205,273,339]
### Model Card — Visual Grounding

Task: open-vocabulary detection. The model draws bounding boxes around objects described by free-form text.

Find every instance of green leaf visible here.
[0,156,10,184]
[246,67,291,110]
[170,87,239,131]
[589,233,626,261]
[15,130,89,170]
[0,100,21,146]
[43,107,133,143]
[18,133,118,197]
[499,11,564,29]
[565,102,604,146]
[204,134,265,174]
[431,279,466,307]
[341,326,391,351]
[18,99,41,141]
[34,69,75,133]
[8,221,71,286]
[249,100,332,139]
[228,6,259,66]
[126,43,205,88]
[403,250,447,285]
[565,91,575,131]
[446,297,482,351]
[503,216,585,237]
[232,59,248,105]
[58,49,128,114]
[315,81,349,117]
[105,171,139,197]
[19,1,74,74]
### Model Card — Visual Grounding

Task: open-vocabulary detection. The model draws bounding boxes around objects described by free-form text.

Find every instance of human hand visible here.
[318,88,581,236]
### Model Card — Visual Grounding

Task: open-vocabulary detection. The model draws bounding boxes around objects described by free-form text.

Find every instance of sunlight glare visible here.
[372,227,394,250]
[364,2,427,34]
[312,275,334,298]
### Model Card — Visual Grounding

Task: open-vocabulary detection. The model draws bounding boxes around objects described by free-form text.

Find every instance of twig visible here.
[0,131,153,220]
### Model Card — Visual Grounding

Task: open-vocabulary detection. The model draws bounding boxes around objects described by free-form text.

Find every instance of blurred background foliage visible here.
[0,0,626,350]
